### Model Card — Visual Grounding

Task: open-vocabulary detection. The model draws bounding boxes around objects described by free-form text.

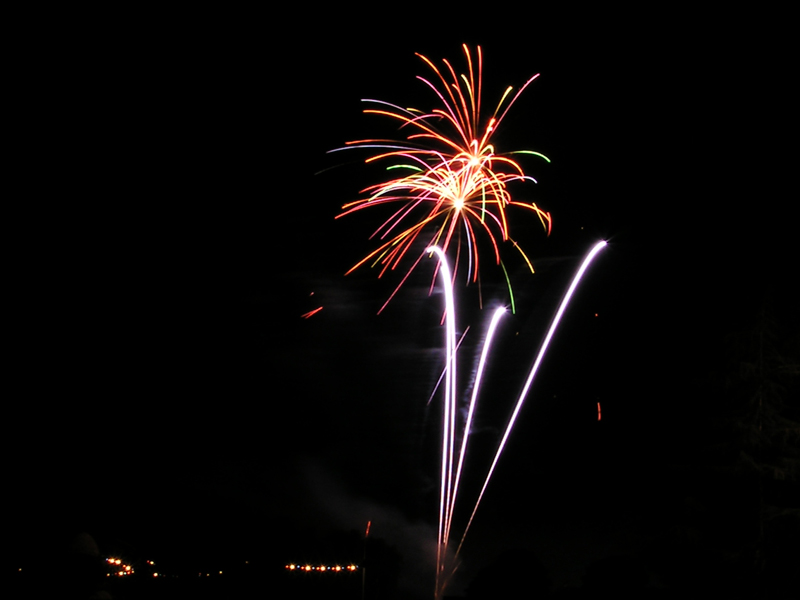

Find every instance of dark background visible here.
[9,7,797,598]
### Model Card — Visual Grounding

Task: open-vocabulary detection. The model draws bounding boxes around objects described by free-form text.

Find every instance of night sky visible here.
[11,9,797,598]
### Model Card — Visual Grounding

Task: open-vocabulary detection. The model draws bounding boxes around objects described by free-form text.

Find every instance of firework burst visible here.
[332,45,552,311]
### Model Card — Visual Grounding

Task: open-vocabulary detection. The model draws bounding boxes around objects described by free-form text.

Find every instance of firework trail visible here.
[453,240,608,559]
[428,247,503,592]
[332,45,551,312]
[427,326,470,407]
[427,246,457,595]
[446,306,506,547]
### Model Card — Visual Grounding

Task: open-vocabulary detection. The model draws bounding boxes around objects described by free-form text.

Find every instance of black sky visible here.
[10,8,797,598]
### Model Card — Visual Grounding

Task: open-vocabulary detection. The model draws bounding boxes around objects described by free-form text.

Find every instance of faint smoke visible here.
[302,460,436,599]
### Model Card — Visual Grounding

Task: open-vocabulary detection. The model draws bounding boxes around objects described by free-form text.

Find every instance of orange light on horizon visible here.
[286,562,358,573]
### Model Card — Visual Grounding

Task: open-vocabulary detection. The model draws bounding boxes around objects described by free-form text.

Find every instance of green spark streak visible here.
[509,150,551,163]
[500,261,516,314]
[387,164,424,172]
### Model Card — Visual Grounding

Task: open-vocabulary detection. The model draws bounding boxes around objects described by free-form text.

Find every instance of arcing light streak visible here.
[427,326,471,407]
[454,240,608,557]
[428,250,508,594]
[446,306,506,546]
[334,45,551,311]
[427,246,457,594]
[427,241,607,598]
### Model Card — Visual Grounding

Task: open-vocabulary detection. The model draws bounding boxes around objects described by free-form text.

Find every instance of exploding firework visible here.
[332,45,552,311]
[330,46,609,600]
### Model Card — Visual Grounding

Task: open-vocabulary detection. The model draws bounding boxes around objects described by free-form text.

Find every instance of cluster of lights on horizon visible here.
[285,564,359,572]
[104,557,230,579]
[103,557,168,578]
[105,557,134,577]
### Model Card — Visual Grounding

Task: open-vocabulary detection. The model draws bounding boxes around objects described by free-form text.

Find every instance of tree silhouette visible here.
[647,294,799,597]
[714,296,800,594]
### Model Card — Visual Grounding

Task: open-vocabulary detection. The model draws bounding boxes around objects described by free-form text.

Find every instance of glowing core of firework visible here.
[333,45,552,311]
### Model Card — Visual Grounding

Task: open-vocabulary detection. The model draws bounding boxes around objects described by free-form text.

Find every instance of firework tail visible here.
[446,306,506,545]
[454,240,607,559]
[427,246,458,595]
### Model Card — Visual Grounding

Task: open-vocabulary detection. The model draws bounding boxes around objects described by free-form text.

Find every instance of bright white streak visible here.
[427,246,457,591]
[455,240,607,556]
[446,306,506,543]
[427,327,470,407]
